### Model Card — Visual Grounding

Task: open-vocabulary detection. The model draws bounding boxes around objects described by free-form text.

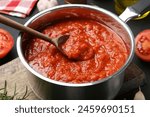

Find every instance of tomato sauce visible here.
[25,19,129,83]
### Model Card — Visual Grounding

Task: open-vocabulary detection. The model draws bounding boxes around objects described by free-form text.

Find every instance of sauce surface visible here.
[25,19,129,83]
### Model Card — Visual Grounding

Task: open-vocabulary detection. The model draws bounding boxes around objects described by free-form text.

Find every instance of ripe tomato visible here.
[135,29,150,62]
[0,28,14,59]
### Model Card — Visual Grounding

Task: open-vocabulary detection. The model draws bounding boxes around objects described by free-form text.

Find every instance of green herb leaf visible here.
[0,80,29,100]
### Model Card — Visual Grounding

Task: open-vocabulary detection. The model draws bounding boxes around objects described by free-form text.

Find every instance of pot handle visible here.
[119,0,150,22]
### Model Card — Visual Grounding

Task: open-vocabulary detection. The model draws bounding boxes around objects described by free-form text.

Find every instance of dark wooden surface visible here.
[0,0,150,99]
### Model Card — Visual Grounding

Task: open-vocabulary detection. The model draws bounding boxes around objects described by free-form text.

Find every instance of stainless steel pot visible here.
[17,1,150,99]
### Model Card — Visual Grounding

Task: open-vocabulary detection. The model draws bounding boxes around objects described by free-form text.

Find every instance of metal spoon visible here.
[0,14,69,57]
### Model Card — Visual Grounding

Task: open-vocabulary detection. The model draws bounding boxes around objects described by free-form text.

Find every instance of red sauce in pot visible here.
[25,19,129,84]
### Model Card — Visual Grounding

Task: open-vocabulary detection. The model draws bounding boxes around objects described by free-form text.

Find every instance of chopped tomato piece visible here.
[135,29,150,62]
[0,28,14,59]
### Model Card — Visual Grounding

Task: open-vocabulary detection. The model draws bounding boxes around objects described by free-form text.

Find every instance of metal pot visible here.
[16,1,149,99]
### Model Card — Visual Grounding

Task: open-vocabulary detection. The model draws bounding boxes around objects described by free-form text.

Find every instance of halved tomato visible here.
[135,29,150,62]
[0,28,14,59]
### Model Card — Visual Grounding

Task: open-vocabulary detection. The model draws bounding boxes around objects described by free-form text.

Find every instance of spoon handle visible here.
[0,14,52,43]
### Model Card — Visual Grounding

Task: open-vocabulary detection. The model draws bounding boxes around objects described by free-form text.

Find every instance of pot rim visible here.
[17,4,134,87]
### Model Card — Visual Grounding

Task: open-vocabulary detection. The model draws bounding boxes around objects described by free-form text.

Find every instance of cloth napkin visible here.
[0,0,38,18]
